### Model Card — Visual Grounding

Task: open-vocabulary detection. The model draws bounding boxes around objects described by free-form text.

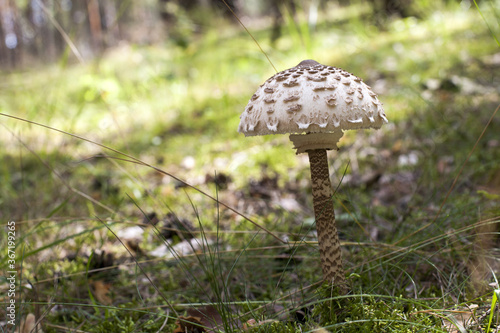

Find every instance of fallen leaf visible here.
[186,306,224,332]
[175,306,242,333]
[391,139,402,152]
[242,318,257,331]
[17,313,43,333]
[91,280,112,305]
[149,238,213,258]
[174,316,206,333]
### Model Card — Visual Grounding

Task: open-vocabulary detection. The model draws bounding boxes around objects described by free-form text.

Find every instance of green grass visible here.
[1,1,500,332]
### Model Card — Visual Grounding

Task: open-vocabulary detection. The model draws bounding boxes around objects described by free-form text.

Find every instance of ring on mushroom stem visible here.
[238,60,388,294]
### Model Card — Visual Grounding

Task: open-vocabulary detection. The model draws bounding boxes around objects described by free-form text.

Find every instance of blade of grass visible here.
[486,289,499,333]
[473,0,500,47]
[85,251,100,316]
[46,198,70,218]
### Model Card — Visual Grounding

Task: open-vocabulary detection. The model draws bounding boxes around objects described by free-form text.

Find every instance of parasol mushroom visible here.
[238,60,388,293]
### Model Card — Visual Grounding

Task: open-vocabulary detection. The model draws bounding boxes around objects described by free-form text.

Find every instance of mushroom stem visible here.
[307,149,347,293]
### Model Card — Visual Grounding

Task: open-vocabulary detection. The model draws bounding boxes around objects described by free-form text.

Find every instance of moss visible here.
[313,284,440,332]
[56,305,171,333]
[247,321,302,333]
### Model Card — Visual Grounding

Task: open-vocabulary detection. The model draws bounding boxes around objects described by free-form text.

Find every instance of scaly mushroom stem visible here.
[307,149,347,293]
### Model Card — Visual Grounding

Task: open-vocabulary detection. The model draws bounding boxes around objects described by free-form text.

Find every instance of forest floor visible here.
[1,1,500,332]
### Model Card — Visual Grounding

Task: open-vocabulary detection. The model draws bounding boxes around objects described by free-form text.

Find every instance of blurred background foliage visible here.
[1,0,495,68]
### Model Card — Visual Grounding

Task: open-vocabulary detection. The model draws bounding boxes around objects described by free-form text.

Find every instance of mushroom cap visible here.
[238,60,388,137]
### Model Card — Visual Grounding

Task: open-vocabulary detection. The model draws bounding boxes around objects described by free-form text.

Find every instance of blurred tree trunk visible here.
[0,0,21,67]
[0,3,8,67]
[87,0,103,52]
[40,0,56,62]
[102,0,121,46]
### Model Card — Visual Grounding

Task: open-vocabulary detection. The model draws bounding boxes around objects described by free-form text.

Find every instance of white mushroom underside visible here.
[238,61,388,136]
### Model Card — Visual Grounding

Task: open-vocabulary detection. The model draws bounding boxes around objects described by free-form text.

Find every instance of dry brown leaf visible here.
[17,313,43,333]
[174,315,205,333]
[90,280,112,305]
[391,139,402,153]
[175,306,241,333]
[242,319,277,331]
[242,318,257,331]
